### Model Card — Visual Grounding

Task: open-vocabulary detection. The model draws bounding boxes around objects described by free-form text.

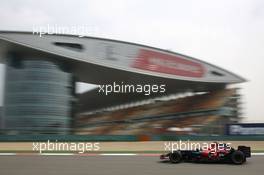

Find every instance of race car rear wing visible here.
[238,146,251,157]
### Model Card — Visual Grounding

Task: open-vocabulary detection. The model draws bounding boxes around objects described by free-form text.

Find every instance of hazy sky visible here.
[0,0,263,122]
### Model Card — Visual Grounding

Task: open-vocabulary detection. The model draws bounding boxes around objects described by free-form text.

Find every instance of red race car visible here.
[160,142,251,165]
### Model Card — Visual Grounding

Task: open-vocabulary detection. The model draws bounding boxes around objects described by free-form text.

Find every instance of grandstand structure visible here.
[75,88,242,135]
[0,31,245,135]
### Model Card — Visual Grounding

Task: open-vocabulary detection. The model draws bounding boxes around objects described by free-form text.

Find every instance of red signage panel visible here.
[132,49,205,78]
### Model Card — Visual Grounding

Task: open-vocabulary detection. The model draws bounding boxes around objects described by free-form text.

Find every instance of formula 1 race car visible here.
[160,143,251,165]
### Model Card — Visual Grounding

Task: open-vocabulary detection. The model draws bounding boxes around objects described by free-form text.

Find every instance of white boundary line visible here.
[0,152,264,156]
[40,153,74,156]
[100,153,137,156]
[0,153,16,155]
[251,153,264,156]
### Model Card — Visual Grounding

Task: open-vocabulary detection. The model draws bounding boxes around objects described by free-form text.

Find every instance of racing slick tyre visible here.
[169,151,182,163]
[231,150,245,165]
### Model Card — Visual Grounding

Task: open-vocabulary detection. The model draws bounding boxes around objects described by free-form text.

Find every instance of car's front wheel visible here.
[169,151,182,163]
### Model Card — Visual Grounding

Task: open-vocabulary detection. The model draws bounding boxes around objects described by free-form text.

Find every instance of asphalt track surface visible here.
[0,155,263,175]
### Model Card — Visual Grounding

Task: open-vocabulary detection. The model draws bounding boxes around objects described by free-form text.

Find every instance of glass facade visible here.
[3,58,73,134]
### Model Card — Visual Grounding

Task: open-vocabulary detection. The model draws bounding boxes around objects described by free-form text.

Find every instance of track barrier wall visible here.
[0,135,264,142]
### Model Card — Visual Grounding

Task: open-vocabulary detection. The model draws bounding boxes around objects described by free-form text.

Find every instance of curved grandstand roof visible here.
[0,31,245,84]
[0,31,245,112]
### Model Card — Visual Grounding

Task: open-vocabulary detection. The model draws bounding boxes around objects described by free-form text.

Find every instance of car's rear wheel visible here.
[169,151,182,163]
[231,150,245,165]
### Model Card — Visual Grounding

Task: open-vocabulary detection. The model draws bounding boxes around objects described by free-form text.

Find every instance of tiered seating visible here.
[75,88,237,135]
